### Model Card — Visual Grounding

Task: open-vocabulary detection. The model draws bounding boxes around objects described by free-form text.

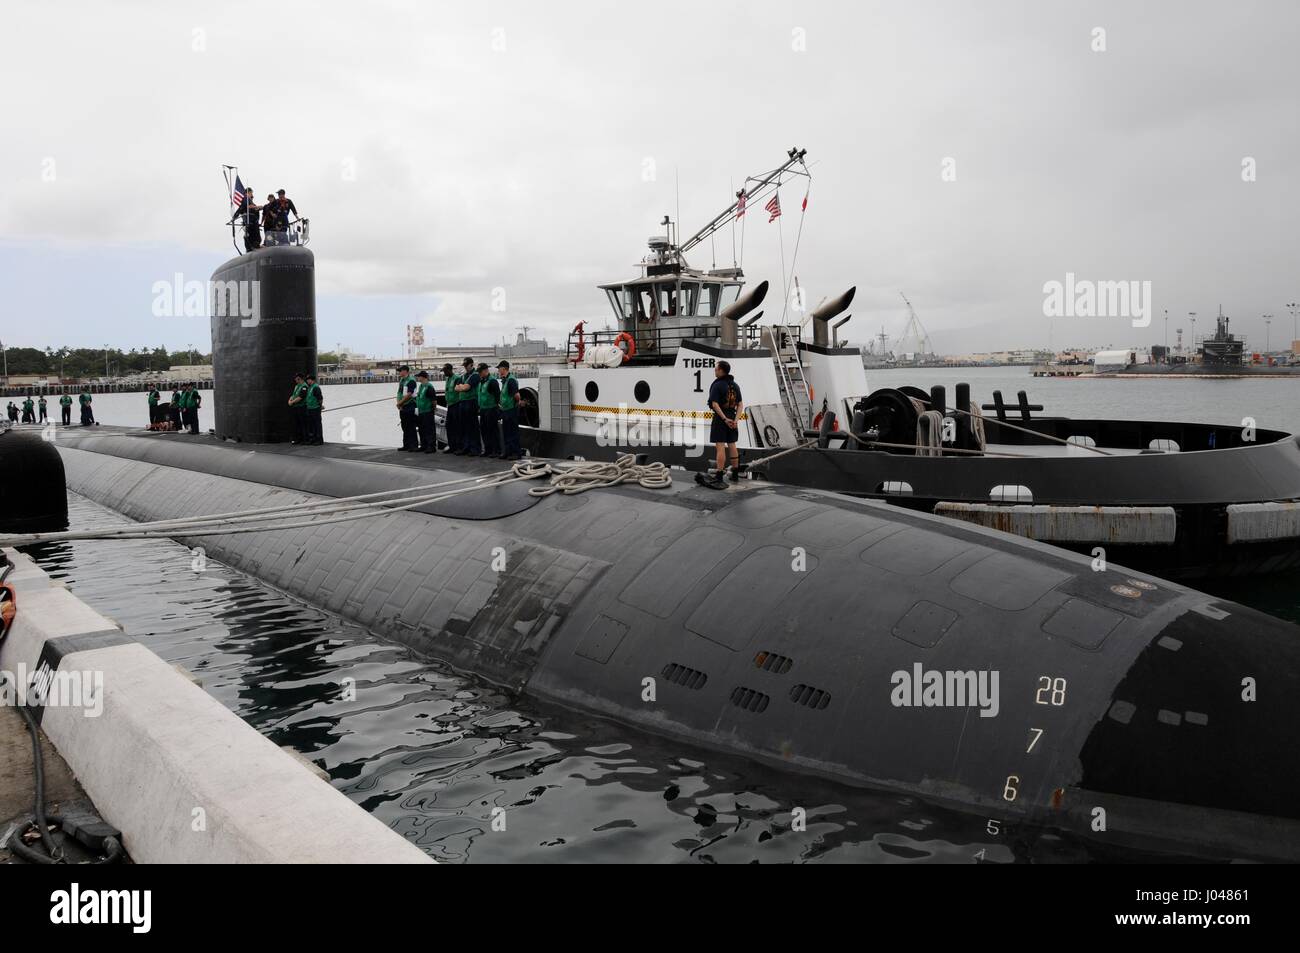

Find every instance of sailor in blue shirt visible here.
[707,360,743,483]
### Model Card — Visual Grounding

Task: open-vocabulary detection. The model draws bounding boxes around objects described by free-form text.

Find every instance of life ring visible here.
[613,331,636,363]
[812,409,839,431]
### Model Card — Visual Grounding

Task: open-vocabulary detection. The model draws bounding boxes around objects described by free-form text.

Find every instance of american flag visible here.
[735,190,747,219]
[231,175,246,209]
[765,193,782,222]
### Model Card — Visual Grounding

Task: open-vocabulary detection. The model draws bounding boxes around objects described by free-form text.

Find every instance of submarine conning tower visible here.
[209,244,316,443]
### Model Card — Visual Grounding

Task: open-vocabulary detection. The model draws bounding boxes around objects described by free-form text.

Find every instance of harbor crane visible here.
[896,292,935,357]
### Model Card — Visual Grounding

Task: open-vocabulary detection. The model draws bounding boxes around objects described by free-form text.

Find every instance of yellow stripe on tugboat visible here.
[570,404,749,421]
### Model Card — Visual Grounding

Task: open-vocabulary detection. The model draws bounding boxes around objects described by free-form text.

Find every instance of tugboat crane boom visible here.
[676,148,809,258]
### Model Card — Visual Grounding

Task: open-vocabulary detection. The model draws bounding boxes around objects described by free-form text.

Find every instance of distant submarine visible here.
[7,243,1298,862]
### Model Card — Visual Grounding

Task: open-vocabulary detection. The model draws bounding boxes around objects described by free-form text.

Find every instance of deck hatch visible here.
[575,615,629,664]
[892,601,959,648]
[1042,598,1124,650]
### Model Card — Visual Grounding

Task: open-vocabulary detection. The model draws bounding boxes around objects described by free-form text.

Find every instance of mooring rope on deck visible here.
[522,454,673,495]
[0,454,674,547]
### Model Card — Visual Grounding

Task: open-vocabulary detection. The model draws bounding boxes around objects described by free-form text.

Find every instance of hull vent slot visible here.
[729,686,770,713]
[754,651,793,674]
[661,663,708,690]
[789,684,832,710]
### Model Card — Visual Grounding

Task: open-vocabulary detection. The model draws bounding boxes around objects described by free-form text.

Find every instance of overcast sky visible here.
[2,0,1297,358]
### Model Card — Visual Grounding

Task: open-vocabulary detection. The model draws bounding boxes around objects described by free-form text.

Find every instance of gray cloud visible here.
[2,0,1297,355]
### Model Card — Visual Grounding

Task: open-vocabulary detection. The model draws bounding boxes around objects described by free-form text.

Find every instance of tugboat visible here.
[520,149,1300,579]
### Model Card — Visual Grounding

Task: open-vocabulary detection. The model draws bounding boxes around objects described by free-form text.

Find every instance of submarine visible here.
[4,183,1299,864]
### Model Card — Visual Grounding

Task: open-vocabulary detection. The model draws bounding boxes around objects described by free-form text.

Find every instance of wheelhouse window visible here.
[624,280,739,320]
[637,287,657,320]
[605,289,625,322]
[656,283,681,317]
[698,282,721,317]
[678,281,701,317]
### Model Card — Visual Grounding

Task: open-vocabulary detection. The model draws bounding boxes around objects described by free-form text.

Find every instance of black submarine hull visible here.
[519,423,1300,580]
[48,429,1300,861]
[0,429,69,532]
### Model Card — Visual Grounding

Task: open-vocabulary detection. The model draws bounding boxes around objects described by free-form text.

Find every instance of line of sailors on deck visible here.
[7,387,96,426]
[394,359,523,458]
[8,396,48,424]
[7,386,203,432]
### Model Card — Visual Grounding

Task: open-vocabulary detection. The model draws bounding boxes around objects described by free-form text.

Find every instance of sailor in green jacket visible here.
[287,373,308,444]
[454,357,481,455]
[59,393,72,426]
[495,360,523,460]
[441,363,460,452]
[395,365,418,451]
[474,363,501,457]
[78,386,94,426]
[302,373,324,445]
[181,382,202,434]
[168,387,182,430]
[414,370,439,453]
[21,397,35,423]
[147,384,160,426]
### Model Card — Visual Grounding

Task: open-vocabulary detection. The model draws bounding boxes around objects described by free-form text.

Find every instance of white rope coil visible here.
[519,454,672,495]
